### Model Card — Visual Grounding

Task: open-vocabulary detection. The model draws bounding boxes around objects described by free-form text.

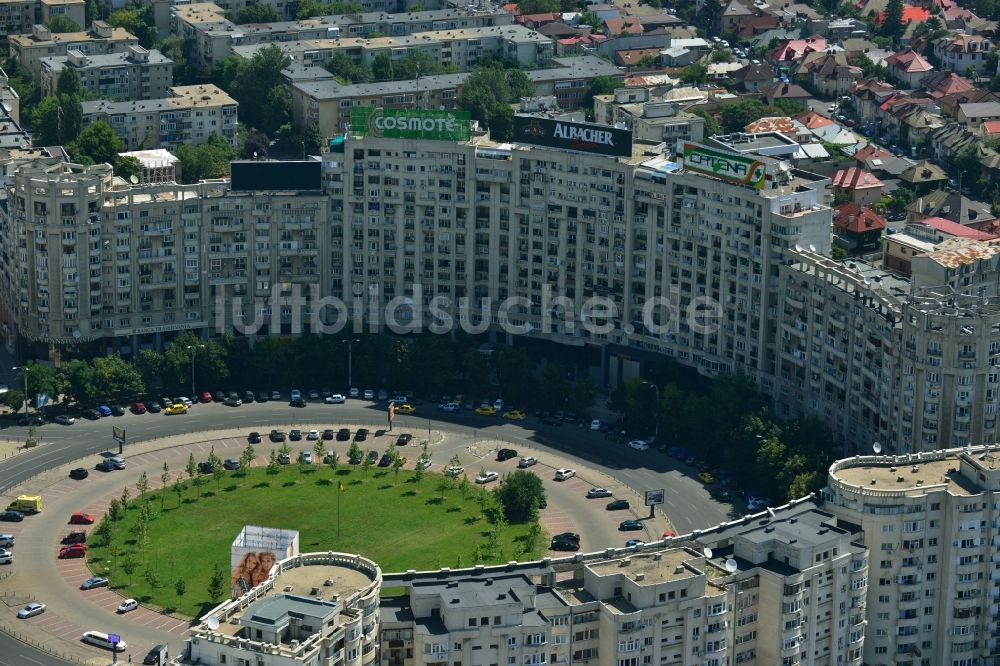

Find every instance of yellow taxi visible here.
[165,403,188,415]
[395,403,416,415]
[474,405,497,416]
[502,409,526,420]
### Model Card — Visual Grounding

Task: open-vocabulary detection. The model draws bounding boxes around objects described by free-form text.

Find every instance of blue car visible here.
[625,539,645,547]
[98,405,112,417]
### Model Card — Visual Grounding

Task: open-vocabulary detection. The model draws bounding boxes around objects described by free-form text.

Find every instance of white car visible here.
[475,471,499,484]
[493,398,505,411]
[301,451,313,464]
[438,402,460,412]
[108,456,127,469]
[306,429,320,440]
[446,464,464,477]
[349,387,360,398]
[326,394,346,404]
[17,602,45,618]
[364,389,375,400]
[175,396,192,406]
[0,534,14,547]
[827,104,837,113]
[554,468,576,481]
[416,457,432,470]
[589,419,601,431]
[117,598,139,614]
[0,548,11,564]
[627,439,650,451]
[517,456,537,468]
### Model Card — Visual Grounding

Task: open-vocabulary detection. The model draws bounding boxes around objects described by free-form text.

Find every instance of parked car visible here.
[69,512,95,525]
[257,391,270,402]
[59,544,88,559]
[62,531,86,545]
[142,645,168,665]
[0,534,14,547]
[248,432,261,444]
[337,428,351,441]
[437,402,460,412]
[82,408,101,420]
[306,429,320,440]
[586,487,612,498]
[289,429,303,441]
[474,405,497,416]
[301,451,313,464]
[395,433,413,446]
[378,454,393,467]
[308,389,320,400]
[395,403,416,415]
[517,456,537,468]
[606,499,630,511]
[95,460,116,472]
[322,429,335,440]
[146,402,161,413]
[366,450,378,464]
[244,391,256,403]
[446,464,464,477]
[619,519,643,531]
[278,453,291,465]
[164,403,188,415]
[502,409,525,420]
[117,598,139,614]
[355,428,369,442]
[269,429,286,442]
[326,394,346,404]
[69,467,89,480]
[697,471,715,485]
[131,402,147,415]
[496,448,518,462]
[0,510,23,523]
[349,388,360,398]
[416,456,432,470]
[550,537,579,551]
[175,397,193,407]
[290,397,306,408]
[475,470,499,484]
[348,449,363,464]
[710,487,732,502]
[589,419,601,430]
[212,391,225,403]
[198,462,215,474]
[223,459,241,470]
[108,456,126,469]
[363,389,375,400]
[627,439,649,451]
[97,405,112,417]
[17,602,46,618]
[554,468,576,481]
[271,390,281,400]
[199,391,213,403]
[80,577,109,590]
[0,548,11,564]
[223,395,242,407]
[625,539,645,547]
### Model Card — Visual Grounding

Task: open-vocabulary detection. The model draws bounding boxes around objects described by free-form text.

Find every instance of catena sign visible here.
[351,107,471,141]
[513,115,633,158]
[680,141,767,189]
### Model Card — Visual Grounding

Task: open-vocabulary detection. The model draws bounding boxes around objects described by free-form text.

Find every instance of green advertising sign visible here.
[681,141,766,189]
[350,107,471,141]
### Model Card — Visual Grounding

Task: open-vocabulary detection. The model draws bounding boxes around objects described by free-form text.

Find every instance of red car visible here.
[132,401,147,414]
[199,391,213,403]
[69,512,95,525]
[58,544,87,559]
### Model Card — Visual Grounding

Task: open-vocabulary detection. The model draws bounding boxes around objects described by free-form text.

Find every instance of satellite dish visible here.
[72,330,81,340]
[809,244,816,252]
[128,175,138,184]
[724,558,738,574]
[702,547,713,559]
[872,441,882,454]
[206,616,220,630]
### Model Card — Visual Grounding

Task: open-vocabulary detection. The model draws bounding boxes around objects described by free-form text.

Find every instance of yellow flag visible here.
[339,481,346,493]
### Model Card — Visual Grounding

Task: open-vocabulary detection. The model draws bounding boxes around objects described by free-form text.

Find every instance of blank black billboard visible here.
[230,160,322,192]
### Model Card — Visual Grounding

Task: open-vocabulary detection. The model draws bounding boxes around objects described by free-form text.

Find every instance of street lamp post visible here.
[642,380,660,442]
[11,365,28,414]
[345,339,359,390]
[186,345,205,397]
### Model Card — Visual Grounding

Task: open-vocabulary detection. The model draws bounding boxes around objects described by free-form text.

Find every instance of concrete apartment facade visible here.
[823,444,1000,666]
[4,128,1000,455]
[8,21,139,78]
[172,2,513,69]
[291,55,621,137]
[38,45,173,100]
[593,87,708,145]
[187,551,381,666]
[82,83,238,151]
[229,24,554,71]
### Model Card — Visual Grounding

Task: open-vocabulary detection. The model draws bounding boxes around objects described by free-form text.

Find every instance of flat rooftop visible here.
[832,457,979,496]
[587,549,701,585]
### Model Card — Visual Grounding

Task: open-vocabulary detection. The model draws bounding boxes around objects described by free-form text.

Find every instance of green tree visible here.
[174,577,187,603]
[121,555,138,585]
[135,471,149,501]
[217,45,291,133]
[302,123,324,156]
[120,485,130,513]
[411,462,424,489]
[91,355,144,402]
[887,186,914,213]
[267,449,280,474]
[457,64,535,140]
[160,463,170,509]
[208,562,225,601]
[297,450,310,473]
[516,0,559,11]
[458,474,472,505]
[60,359,96,404]
[296,0,363,18]
[209,446,225,489]
[0,389,23,412]
[172,476,184,506]
[720,99,770,133]
[881,0,904,40]
[133,350,163,392]
[393,51,455,80]
[361,451,373,477]
[582,75,621,118]
[240,444,256,476]
[56,68,80,97]
[537,364,570,410]
[46,14,81,32]
[348,441,362,463]
[175,133,236,183]
[391,448,404,482]
[261,84,292,136]
[435,475,451,499]
[94,514,113,547]
[494,470,546,522]
[107,4,156,47]
[234,3,280,23]
[372,52,394,81]
[108,497,124,520]
[569,377,597,415]
[679,63,708,84]
[326,449,338,473]
[67,120,125,166]
[324,52,372,83]
[186,452,198,497]
[20,362,57,402]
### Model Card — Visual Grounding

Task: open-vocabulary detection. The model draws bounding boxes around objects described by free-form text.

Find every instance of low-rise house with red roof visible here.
[802,52,863,97]
[796,110,834,130]
[759,81,812,106]
[898,159,948,194]
[851,79,900,123]
[604,17,643,36]
[516,12,560,28]
[982,120,1000,138]
[834,203,886,252]
[922,71,975,99]
[933,31,993,75]
[721,0,754,35]
[886,48,934,88]
[833,167,885,205]
[770,35,827,64]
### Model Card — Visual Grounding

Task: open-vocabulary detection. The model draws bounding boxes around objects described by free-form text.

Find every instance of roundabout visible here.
[0,399,731,664]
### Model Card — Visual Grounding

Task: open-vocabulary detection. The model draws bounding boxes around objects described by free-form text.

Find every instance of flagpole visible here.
[337,482,341,537]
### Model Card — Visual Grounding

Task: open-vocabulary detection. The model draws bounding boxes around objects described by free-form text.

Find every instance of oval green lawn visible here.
[86,465,543,617]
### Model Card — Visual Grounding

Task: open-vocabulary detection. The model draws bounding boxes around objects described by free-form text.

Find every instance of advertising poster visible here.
[230,525,299,598]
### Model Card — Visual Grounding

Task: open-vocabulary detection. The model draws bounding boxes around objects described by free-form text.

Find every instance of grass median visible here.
[85,462,543,616]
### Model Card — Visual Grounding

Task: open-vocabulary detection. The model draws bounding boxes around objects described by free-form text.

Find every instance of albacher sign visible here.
[512,115,633,158]
[680,141,767,189]
[351,107,471,141]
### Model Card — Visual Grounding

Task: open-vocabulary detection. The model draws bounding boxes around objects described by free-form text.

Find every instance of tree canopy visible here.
[494,470,546,522]
[233,4,280,23]
[457,65,534,141]
[212,46,292,135]
[46,15,81,33]
[176,133,236,183]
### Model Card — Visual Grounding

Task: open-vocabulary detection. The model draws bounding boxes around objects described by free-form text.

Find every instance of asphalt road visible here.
[0,398,733,665]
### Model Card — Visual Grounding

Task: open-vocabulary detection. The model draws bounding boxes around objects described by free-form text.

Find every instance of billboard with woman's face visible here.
[230,526,299,598]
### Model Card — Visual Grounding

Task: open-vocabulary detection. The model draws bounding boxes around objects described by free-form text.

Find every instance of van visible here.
[7,495,42,513]
[81,631,127,652]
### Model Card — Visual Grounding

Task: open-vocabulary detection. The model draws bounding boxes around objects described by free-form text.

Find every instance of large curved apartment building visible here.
[1,127,998,455]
